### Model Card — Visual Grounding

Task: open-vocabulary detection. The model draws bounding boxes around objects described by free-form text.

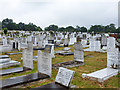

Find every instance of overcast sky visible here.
[0,0,119,29]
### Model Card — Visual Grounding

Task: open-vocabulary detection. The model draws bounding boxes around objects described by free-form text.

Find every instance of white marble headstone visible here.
[38,51,52,77]
[55,67,75,87]
[74,43,84,62]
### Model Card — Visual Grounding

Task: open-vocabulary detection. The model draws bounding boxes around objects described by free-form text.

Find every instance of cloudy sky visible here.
[0,0,119,29]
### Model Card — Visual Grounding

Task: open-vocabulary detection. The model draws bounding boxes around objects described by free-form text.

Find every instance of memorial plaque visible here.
[38,51,52,77]
[55,67,75,87]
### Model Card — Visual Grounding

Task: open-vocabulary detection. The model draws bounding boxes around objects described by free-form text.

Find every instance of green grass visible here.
[0,45,119,88]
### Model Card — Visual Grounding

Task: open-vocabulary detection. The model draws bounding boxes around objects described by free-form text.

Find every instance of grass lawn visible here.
[0,45,119,89]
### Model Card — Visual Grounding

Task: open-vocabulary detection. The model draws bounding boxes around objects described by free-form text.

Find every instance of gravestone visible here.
[55,67,75,87]
[64,38,69,47]
[74,42,84,62]
[69,38,74,45]
[38,40,43,48]
[107,48,120,69]
[81,39,87,46]
[23,42,33,69]
[89,38,101,51]
[32,67,75,89]
[101,35,107,46]
[2,36,7,46]
[44,45,52,53]
[107,37,115,51]
[38,51,52,77]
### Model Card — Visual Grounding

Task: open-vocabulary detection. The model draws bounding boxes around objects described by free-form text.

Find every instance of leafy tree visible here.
[58,27,65,32]
[80,26,87,32]
[3,28,8,35]
[65,26,75,32]
[45,25,58,31]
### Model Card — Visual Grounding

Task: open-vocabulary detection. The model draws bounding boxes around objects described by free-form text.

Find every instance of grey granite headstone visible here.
[55,67,75,87]
[38,51,52,77]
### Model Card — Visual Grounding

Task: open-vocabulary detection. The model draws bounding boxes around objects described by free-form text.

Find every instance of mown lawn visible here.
[0,45,119,89]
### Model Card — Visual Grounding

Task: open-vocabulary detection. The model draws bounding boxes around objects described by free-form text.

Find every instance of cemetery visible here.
[0,30,119,89]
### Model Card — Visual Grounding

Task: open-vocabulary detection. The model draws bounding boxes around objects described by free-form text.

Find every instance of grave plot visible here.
[82,41,119,83]
[0,55,21,69]
[53,43,84,69]
[82,68,118,83]
[55,47,74,56]
[0,73,49,88]
[0,42,33,75]
[0,51,51,88]
[31,67,75,89]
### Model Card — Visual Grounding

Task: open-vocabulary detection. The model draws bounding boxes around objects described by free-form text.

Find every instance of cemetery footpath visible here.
[0,45,119,88]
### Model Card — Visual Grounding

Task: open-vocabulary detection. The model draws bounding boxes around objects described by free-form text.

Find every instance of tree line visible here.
[1,18,120,33]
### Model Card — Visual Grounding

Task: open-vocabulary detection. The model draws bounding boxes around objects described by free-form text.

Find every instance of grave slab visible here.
[0,73,49,88]
[0,67,23,76]
[0,55,9,59]
[0,58,11,63]
[82,68,118,82]
[0,60,21,68]
[5,52,22,55]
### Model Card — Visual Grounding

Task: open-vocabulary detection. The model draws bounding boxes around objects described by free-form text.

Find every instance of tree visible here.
[2,18,42,31]
[65,26,75,32]
[45,25,58,31]
[58,27,65,32]
[80,26,87,32]
[3,28,8,35]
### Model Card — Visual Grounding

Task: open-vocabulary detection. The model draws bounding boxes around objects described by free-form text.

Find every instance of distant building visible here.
[118,1,120,27]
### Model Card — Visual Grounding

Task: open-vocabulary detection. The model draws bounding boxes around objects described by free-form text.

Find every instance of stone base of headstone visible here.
[52,61,84,69]
[33,48,45,50]
[59,52,74,56]
[82,68,118,83]
[54,45,64,48]
[64,44,68,47]
[0,73,49,89]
